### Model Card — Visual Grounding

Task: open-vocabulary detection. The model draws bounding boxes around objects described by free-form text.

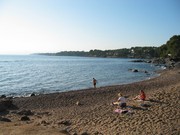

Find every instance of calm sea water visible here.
[0,55,161,97]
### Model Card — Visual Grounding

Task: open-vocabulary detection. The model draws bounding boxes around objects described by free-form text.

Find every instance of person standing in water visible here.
[93,78,97,88]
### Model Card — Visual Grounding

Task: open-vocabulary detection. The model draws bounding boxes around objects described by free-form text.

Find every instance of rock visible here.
[0,95,6,98]
[0,117,11,122]
[17,110,34,116]
[151,58,166,65]
[131,60,144,62]
[21,116,30,121]
[144,70,148,73]
[145,60,152,63]
[132,69,138,72]
[128,69,138,72]
[30,93,35,96]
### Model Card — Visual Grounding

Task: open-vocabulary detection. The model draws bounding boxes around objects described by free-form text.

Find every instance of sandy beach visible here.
[0,68,180,135]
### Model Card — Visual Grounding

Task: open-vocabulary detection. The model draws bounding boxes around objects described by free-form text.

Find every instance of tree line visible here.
[39,35,180,60]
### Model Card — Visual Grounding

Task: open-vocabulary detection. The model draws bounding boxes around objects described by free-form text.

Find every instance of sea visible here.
[0,55,162,97]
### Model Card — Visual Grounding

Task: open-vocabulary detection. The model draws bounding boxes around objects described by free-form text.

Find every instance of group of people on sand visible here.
[92,78,146,113]
[112,90,146,110]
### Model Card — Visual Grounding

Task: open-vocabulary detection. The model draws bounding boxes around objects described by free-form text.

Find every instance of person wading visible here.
[93,78,97,88]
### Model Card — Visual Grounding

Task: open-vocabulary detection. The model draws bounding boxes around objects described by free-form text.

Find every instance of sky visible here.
[0,0,179,54]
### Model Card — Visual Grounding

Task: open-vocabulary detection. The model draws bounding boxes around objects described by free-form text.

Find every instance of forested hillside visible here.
[39,35,180,59]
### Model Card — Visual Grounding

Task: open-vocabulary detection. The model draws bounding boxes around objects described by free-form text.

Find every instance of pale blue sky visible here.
[0,0,179,54]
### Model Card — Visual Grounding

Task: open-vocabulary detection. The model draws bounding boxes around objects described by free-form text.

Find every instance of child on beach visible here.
[112,93,127,108]
[134,90,146,101]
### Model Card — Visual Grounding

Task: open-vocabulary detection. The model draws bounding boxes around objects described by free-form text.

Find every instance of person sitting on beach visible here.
[112,93,127,108]
[93,78,97,88]
[134,90,146,101]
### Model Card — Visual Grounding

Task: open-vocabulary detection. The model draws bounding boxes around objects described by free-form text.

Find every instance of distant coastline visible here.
[37,35,180,63]
[36,35,180,70]
[36,46,158,59]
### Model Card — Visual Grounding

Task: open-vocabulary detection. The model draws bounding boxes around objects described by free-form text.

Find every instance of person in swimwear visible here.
[93,78,97,88]
[112,93,127,108]
[134,90,146,101]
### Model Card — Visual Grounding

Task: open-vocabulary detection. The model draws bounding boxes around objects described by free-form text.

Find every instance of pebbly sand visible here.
[0,68,180,135]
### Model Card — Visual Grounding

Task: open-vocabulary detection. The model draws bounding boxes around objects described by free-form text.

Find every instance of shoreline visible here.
[12,68,175,110]
[0,68,180,135]
[4,67,163,98]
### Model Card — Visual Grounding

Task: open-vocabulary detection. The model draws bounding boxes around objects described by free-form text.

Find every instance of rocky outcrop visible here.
[132,58,179,69]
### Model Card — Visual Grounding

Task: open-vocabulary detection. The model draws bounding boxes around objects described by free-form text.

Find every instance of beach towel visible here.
[114,109,128,114]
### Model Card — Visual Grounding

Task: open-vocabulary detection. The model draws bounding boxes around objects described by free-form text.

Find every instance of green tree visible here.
[159,35,180,59]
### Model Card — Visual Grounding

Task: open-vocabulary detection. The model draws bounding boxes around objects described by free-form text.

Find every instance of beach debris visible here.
[21,116,30,121]
[114,108,134,114]
[0,117,11,122]
[114,108,128,114]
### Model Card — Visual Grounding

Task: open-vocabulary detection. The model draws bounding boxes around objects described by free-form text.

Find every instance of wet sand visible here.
[0,68,180,135]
